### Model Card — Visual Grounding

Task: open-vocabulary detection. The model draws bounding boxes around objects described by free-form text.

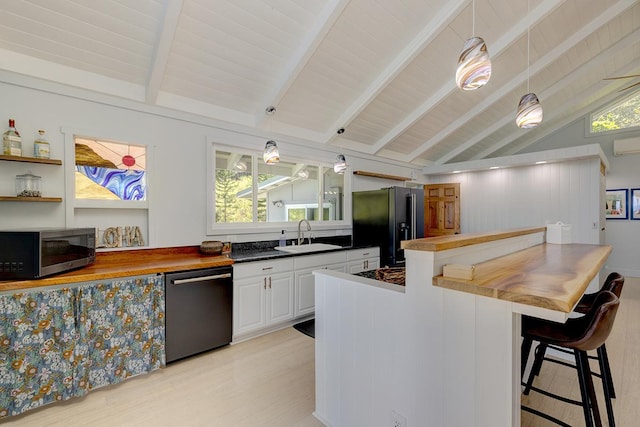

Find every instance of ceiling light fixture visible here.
[516,0,543,128]
[333,154,347,174]
[455,0,491,90]
[263,106,280,163]
[263,140,279,164]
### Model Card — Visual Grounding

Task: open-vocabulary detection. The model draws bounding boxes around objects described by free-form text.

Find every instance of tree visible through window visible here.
[214,148,344,225]
[591,90,640,133]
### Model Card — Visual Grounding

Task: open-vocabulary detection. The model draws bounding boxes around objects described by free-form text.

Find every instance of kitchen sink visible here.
[275,243,342,253]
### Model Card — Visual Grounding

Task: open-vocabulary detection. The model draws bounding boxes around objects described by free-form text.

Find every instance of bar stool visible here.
[521,273,624,397]
[521,290,620,427]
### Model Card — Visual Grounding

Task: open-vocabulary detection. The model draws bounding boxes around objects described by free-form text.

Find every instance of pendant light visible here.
[263,140,279,164]
[516,0,543,128]
[333,154,347,174]
[262,106,280,164]
[456,0,492,90]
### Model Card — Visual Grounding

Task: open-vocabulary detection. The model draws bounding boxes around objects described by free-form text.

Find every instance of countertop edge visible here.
[401,226,546,252]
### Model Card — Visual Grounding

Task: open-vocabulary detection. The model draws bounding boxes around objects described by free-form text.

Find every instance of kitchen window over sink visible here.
[211,147,345,229]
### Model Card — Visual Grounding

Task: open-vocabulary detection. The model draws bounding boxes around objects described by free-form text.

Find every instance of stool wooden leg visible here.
[597,346,616,426]
[576,350,602,427]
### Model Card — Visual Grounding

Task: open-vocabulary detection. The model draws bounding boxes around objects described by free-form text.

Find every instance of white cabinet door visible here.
[266,272,295,324]
[295,263,346,317]
[233,259,294,338]
[293,252,347,317]
[233,276,267,336]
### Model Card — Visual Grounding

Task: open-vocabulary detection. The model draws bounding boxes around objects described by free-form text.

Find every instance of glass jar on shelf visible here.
[15,171,42,197]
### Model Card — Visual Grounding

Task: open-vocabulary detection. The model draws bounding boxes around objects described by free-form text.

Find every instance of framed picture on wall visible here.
[605,189,628,220]
[631,188,640,220]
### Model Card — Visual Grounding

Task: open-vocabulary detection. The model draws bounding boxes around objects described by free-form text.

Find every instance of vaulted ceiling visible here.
[1,0,639,167]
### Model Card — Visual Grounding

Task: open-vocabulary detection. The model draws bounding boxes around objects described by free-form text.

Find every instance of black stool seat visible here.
[521,291,620,427]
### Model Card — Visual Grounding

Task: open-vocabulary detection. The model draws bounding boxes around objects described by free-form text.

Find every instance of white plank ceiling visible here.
[1,0,639,166]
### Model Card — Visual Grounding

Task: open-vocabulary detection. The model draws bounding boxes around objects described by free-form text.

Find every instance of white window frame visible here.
[207,143,351,235]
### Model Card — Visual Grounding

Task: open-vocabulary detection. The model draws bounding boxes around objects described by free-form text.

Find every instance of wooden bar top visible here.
[0,246,233,292]
[401,226,545,252]
[433,243,612,312]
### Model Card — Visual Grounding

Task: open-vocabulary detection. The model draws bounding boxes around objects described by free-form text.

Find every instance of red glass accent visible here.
[122,155,136,167]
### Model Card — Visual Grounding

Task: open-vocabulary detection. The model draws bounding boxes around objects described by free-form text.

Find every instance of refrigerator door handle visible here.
[411,193,417,240]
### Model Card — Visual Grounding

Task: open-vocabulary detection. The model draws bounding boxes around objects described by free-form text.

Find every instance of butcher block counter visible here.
[433,243,612,312]
[0,246,233,292]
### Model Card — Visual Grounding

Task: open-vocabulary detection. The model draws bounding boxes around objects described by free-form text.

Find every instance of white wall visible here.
[426,157,602,245]
[519,117,640,277]
[0,75,421,248]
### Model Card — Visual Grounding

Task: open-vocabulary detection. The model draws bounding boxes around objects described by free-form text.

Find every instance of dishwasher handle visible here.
[171,273,232,285]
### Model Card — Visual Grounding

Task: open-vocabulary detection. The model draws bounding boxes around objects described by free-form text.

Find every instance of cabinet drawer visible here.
[233,258,294,279]
[347,247,380,261]
[294,251,346,269]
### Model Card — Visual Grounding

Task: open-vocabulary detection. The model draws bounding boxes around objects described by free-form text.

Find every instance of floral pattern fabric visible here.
[0,274,165,418]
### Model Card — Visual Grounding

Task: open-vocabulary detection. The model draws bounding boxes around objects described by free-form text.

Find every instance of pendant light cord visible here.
[527,0,530,93]
[472,0,475,36]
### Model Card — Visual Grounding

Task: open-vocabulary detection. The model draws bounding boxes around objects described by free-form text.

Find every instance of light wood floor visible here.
[3,328,324,427]
[5,278,640,427]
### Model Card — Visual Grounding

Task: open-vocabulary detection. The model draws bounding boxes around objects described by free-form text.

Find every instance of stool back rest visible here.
[604,275,625,299]
[603,272,623,288]
[574,290,619,352]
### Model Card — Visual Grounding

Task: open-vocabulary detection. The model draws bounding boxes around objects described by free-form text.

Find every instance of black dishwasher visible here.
[165,266,233,363]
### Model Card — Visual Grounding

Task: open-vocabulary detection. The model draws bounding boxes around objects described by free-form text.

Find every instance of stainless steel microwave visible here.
[0,228,96,280]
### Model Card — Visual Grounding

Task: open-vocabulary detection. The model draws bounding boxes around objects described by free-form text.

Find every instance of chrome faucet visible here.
[297,219,311,245]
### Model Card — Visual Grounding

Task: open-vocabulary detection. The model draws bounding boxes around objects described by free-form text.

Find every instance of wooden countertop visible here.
[0,246,233,292]
[401,226,546,252]
[433,243,612,312]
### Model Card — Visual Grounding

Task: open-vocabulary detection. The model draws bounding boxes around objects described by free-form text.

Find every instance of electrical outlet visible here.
[391,410,407,427]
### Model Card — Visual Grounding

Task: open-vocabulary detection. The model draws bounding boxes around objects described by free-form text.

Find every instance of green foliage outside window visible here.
[591,91,640,133]
[215,169,252,222]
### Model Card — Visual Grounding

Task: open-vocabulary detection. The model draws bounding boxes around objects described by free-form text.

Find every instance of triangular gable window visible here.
[590,89,640,134]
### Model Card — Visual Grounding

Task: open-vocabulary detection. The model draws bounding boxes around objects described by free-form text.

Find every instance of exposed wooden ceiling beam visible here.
[146,0,183,104]
[486,45,640,159]
[253,0,352,128]
[321,0,468,145]
[369,0,565,159]
[470,15,640,161]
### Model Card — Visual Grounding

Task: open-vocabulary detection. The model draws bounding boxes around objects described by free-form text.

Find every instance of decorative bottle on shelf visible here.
[33,129,50,159]
[2,119,22,156]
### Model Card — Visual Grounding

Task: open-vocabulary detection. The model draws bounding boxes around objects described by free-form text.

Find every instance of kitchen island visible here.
[313,227,611,427]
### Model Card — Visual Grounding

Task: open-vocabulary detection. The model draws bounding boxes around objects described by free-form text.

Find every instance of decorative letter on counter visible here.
[98,226,145,248]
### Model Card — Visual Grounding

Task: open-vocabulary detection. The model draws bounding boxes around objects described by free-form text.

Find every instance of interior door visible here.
[424,183,460,237]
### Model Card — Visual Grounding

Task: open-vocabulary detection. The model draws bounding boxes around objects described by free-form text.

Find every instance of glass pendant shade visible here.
[263,140,279,164]
[333,154,347,174]
[456,37,492,90]
[516,93,543,128]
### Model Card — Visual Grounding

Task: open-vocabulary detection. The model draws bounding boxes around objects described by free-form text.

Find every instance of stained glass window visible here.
[75,138,146,200]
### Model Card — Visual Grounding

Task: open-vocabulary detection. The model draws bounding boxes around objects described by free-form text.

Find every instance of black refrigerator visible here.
[352,186,424,267]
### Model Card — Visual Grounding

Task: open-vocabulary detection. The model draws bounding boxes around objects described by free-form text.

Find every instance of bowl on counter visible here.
[200,240,223,255]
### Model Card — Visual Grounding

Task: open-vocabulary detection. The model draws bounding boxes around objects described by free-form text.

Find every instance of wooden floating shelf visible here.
[0,196,63,202]
[0,154,62,165]
[353,170,411,181]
